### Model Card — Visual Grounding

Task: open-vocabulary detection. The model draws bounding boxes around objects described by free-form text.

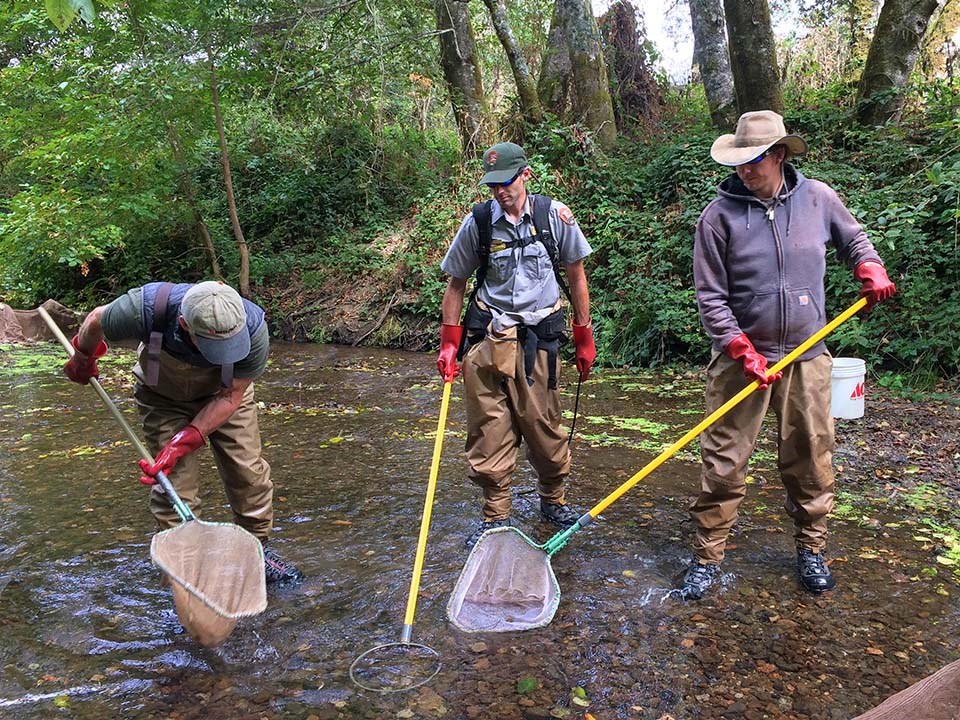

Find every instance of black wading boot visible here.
[465,518,512,549]
[679,561,721,600]
[797,547,835,593]
[263,546,305,585]
[540,501,580,529]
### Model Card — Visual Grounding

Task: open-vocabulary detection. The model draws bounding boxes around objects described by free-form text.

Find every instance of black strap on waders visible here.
[458,194,571,364]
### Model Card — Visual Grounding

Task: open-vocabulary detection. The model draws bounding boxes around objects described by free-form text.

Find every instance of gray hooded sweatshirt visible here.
[694,165,883,363]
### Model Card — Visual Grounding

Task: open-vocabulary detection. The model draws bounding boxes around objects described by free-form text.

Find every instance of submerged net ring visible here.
[349,642,441,693]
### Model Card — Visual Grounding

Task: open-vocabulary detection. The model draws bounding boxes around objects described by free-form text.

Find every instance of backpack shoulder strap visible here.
[472,199,493,292]
[145,282,174,387]
[530,194,571,302]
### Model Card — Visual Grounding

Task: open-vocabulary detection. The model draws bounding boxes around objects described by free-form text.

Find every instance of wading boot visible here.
[797,547,835,593]
[465,518,512,549]
[679,560,721,600]
[263,546,304,585]
[540,501,580,529]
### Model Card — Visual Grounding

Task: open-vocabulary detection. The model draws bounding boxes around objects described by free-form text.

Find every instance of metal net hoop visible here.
[348,641,441,693]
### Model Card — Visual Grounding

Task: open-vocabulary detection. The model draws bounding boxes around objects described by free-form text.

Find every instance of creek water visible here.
[0,342,957,720]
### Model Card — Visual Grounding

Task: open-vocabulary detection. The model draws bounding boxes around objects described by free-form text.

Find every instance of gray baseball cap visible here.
[180,281,250,365]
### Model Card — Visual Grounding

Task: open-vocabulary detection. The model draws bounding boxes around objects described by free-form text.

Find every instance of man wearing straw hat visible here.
[679,111,896,599]
[437,141,596,549]
[63,280,303,584]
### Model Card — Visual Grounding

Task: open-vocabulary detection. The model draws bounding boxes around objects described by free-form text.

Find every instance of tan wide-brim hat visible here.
[710,110,808,166]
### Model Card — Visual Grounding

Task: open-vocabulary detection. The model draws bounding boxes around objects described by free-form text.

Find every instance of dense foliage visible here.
[1,2,959,381]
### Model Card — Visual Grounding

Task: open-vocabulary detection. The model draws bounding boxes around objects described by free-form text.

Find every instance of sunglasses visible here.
[486,168,525,188]
[742,150,772,165]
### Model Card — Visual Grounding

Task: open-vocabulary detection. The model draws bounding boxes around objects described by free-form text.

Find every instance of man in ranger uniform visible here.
[63,280,303,584]
[436,141,597,548]
[680,111,896,599]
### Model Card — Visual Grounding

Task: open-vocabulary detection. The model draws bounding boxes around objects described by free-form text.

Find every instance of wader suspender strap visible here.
[220,356,234,388]
[145,283,173,387]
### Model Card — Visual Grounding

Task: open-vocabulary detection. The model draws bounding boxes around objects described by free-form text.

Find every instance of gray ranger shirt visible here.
[441,194,592,329]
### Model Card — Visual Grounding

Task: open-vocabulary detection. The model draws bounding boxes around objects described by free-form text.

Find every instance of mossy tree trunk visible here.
[856,0,941,125]
[480,0,543,122]
[689,0,738,130]
[723,0,783,114]
[434,0,491,155]
[538,1,572,115]
[538,0,617,148]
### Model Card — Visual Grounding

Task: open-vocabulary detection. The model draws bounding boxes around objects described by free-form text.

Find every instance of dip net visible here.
[447,527,559,633]
[151,520,267,647]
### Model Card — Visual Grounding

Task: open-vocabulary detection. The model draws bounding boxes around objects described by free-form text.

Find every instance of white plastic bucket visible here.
[831,357,866,419]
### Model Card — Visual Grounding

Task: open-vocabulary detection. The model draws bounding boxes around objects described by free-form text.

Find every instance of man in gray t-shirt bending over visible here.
[63,280,302,584]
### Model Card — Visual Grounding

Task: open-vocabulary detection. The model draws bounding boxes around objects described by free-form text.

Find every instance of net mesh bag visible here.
[447,527,559,632]
[150,520,268,647]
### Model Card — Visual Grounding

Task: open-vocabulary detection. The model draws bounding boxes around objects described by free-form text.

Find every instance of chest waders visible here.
[447,298,870,632]
[458,194,571,389]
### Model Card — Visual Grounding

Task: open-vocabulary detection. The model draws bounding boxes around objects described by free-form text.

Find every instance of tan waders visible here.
[462,334,571,521]
[690,352,835,563]
[133,348,273,540]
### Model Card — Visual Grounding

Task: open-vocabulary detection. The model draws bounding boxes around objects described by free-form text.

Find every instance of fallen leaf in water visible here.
[331,520,352,526]
[866,647,884,656]
[469,641,487,653]
[936,556,956,566]
[757,662,776,674]
[622,570,637,578]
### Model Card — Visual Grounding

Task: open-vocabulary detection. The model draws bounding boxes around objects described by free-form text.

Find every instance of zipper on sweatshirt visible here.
[767,202,788,360]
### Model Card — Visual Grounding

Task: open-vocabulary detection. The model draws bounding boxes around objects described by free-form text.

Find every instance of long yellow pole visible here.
[400,379,452,643]
[544,297,867,554]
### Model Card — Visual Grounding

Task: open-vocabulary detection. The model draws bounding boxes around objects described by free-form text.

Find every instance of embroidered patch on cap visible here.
[486,151,499,168]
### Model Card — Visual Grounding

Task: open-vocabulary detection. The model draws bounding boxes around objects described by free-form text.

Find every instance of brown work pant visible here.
[133,351,273,540]
[463,337,571,520]
[690,352,834,563]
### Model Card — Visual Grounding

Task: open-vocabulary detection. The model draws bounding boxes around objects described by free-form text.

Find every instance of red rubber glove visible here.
[854,261,896,310]
[138,425,206,486]
[63,335,108,385]
[437,324,463,382]
[572,322,597,381]
[725,334,782,389]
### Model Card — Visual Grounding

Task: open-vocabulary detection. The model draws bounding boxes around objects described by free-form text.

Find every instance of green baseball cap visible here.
[479,142,527,185]
[181,281,250,365]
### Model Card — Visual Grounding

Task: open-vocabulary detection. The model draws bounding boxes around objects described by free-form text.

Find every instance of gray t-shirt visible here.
[441,195,592,327]
[100,287,269,379]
